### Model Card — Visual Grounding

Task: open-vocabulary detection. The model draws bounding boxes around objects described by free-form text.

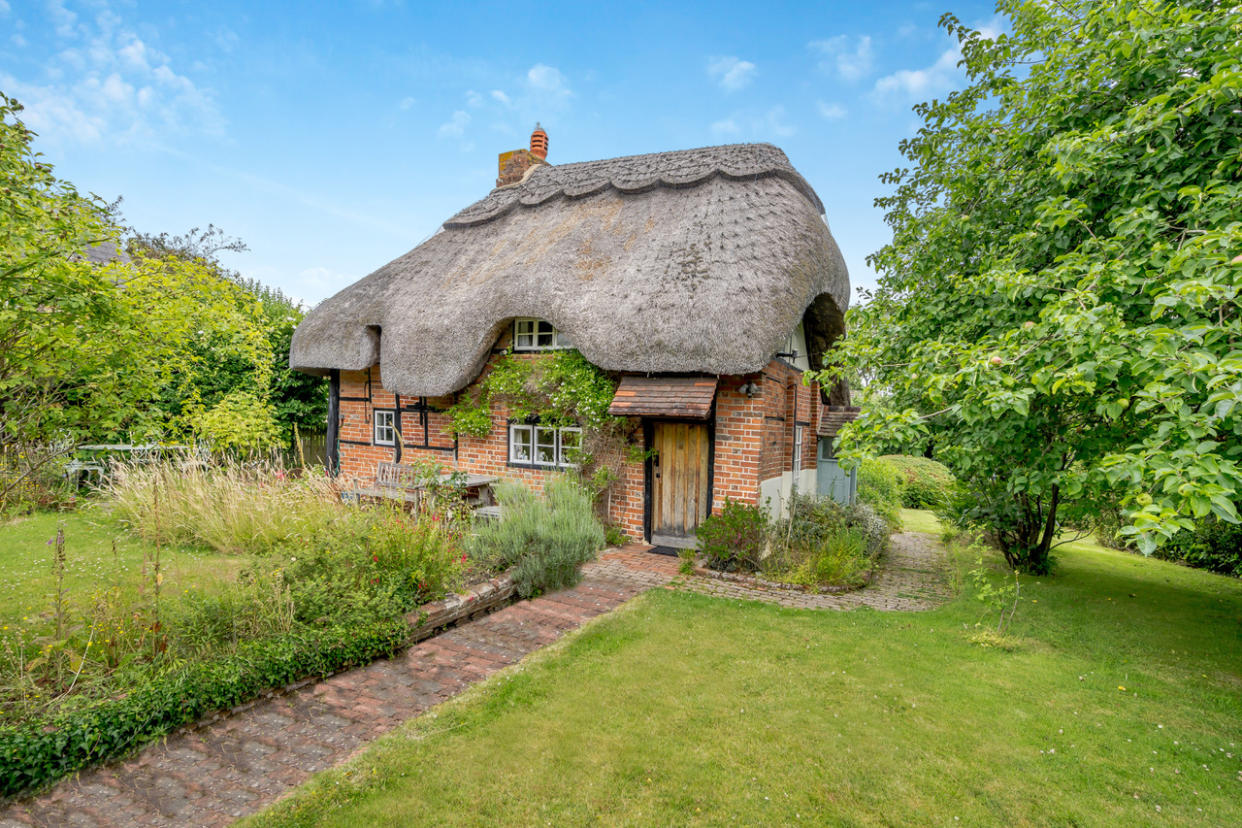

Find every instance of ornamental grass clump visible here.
[107,458,343,555]
[468,477,604,598]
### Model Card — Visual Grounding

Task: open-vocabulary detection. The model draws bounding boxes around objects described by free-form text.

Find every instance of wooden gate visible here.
[650,422,711,548]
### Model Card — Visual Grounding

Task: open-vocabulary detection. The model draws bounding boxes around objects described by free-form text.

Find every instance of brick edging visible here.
[406,573,517,640]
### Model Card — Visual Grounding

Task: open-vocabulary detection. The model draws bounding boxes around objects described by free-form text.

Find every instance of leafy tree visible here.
[126,229,326,448]
[116,248,277,444]
[238,278,328,446]
[816,0,1241,571]
[0,92,139,500]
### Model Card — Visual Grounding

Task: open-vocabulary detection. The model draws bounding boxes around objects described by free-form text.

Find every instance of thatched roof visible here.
[290,142,849,397]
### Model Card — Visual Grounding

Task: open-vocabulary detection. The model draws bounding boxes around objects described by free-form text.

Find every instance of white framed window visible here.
[558,427,582,467]
[793,425,804,473]
[374,410,397,446]
[534,426,558,466]
[509,424,533,463]
[513,318,571,351]
[508,423,580,469]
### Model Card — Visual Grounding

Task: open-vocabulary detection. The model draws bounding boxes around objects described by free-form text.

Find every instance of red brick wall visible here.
[755,359,820,486]
[712,374,764,508]
[335,349,822,540]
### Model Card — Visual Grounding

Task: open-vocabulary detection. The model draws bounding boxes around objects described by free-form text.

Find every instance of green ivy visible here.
[445,350,622,441]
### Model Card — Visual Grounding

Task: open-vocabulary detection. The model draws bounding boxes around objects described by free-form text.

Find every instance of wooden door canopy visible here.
[818,405,861,438]
[608,376,718,419]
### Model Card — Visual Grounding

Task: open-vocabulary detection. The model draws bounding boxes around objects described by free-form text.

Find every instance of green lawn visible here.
[0,508,241,622]
[247,513,1242,827]
[900,507,943,535]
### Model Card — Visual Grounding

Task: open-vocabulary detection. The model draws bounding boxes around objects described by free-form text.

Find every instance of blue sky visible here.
[2,0,1000,307]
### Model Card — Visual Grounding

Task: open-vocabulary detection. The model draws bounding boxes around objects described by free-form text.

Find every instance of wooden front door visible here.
[650,422,711,548]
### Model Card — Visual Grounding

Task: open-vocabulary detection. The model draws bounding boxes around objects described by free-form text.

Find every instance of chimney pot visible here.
[530,122,548,160]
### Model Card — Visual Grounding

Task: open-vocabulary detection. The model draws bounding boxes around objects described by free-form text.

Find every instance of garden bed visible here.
[0,572,520,799]
[0,465,605,798]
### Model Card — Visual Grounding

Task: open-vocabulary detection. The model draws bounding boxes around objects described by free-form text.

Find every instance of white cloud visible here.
[709,106,794,140]
[12,33,26,47]
[526,63,567,93]
[707,56,757,92]
[1,10,224,147]
[809,35,873,81]
[398,96,415,110]
[817,100,846,120]
[490,89,510,106]
[48,0,78,37]
[523,63,572,112]
[873,18,1006,101]
[873,45,961,99]
[465,89,483,107]
[0,0,10,15]
[437,109,470,138]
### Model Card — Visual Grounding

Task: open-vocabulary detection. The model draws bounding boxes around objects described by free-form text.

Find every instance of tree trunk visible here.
[1026,484,1060,574]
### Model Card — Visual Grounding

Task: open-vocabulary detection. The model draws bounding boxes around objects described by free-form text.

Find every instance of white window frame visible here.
[513,318,571,351]
[508,422,580,469]
[509,424,533,463]
[558,427,582,468]
[533,425,558,467]
[793,425,804,473]
[373,409,397,446]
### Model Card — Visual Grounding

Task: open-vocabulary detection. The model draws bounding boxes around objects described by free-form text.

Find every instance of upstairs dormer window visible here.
[514,318,571,351]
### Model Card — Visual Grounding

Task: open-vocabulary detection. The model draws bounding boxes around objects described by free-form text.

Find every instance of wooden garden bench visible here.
[349,462,499,511]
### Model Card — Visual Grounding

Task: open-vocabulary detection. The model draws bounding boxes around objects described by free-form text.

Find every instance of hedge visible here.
[0,617,412,798]
[879,455,955,509]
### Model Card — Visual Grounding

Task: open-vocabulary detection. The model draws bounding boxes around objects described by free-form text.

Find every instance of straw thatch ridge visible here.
[290,142,849,398]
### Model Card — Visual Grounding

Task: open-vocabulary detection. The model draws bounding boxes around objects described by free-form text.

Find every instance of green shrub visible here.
[764,494,887,587]
[879,455,955,509]
[857,458,902,527]
[845,502,890,559]
[468,478,604,598]
[603,524,629,548]
[284,506,466,627]
[696,499,767,573]
[1153,516,1242,578]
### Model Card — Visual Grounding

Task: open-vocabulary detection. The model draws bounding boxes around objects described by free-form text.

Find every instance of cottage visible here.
[290,127,854,548]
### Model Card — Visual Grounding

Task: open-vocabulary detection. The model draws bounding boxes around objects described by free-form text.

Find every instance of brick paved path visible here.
[0,533,946,828]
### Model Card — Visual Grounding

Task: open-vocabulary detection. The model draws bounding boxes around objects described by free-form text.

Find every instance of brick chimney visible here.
[496,123,550,187]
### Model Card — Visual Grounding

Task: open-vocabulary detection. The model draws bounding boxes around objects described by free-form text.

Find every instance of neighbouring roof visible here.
[290,142,850,397]
[78,241,130,265]
[817,405,861,438]
[608,376,719,420]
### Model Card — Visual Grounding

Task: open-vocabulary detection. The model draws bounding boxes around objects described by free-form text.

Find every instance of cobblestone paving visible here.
[0,533,948,828]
